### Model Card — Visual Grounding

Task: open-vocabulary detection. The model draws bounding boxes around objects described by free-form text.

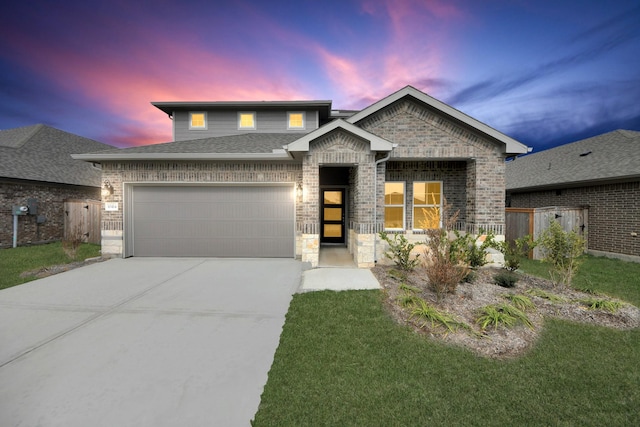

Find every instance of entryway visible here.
[318,246,356,267]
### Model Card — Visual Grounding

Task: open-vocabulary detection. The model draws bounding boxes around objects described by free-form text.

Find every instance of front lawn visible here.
[253,256,640,426]
[0,242,101,290]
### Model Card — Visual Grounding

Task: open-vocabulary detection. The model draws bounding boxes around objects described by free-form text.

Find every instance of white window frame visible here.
[412,181,443,231]
[238,112,256,130]
[189,112,207,130]
[287,111,306,130]
[384,181,405,231]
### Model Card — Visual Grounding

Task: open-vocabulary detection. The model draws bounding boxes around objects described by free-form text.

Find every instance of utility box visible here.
[27,198,39,215]
[12,205,29,215]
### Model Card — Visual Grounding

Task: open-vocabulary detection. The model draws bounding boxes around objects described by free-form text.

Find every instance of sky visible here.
[0,0,638,152]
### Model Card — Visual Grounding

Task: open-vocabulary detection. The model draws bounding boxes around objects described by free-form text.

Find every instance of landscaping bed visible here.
[373,265,640,359]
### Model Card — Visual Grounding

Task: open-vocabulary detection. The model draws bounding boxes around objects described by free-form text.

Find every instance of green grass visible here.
[254,255,640,426]
[520,254,640,306]
[0,242,101,290]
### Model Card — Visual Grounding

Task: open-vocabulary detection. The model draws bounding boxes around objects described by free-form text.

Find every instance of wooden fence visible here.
[506,206,588,259]
[63,199,101,244]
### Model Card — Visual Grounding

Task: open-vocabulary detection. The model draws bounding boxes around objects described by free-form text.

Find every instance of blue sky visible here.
[0,0,638,151]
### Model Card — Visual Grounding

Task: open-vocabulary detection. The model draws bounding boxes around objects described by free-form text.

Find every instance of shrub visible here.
[379,231,420,271]
[410,298,468,333]
[476,303,533,331]
[421,202,469,301]
[577,298,623,313]
[450,228,498,268]
[493,271,519,288]
[526,288,567,303]
[537,220,586,287]
[497,235,536,271]
[501,294,536,311]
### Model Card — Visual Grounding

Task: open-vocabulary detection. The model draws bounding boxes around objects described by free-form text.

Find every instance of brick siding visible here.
[508,180,640,257]
[0,180,99,248]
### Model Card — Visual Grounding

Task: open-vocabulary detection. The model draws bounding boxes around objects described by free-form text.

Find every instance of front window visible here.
[384,182,405,230]
[413,181,442,230]
[189,112,206,129]
[288,112,305,129]
[238,112,256,129]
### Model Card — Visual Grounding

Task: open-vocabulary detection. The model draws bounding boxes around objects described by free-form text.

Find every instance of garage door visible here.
[129,185,295,257]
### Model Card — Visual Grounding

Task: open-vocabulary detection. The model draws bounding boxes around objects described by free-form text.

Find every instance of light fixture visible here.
[101,180,114,198]
[296,183,303,198]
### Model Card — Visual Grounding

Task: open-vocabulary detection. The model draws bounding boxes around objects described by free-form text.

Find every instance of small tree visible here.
[537,219,586,287]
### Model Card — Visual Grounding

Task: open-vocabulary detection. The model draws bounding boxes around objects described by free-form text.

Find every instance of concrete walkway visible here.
[0,258,301,427]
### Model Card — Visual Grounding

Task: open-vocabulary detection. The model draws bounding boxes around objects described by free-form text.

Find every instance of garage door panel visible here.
[131,186,294,257]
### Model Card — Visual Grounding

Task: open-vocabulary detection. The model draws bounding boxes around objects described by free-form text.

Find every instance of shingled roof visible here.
[73,133,302,161]
[506,130,640,191]
[0,124,113,187]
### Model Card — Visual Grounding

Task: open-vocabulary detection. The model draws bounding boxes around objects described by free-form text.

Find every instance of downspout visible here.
[373,144,397,263]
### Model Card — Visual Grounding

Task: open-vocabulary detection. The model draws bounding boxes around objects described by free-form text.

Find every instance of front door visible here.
[321,189,345,244]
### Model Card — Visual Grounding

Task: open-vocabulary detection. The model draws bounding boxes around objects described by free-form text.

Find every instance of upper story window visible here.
[288,112,305,130]
[413,181,442,230]
[238,112,256,130]
[189,112,207,130]
[384,182,405,230]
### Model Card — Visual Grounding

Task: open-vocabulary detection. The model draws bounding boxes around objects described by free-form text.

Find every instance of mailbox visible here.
[12,205,29,215]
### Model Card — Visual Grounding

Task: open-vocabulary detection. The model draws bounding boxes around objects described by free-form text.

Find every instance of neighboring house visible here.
[74,86,529,267]
[0,124,112,248]
[506,130,640,262]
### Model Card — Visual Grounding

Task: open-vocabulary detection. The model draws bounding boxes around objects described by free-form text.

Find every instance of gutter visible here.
[71,151,294,162]
[373,144,397,263]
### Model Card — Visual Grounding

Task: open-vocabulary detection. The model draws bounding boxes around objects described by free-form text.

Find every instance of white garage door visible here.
[129,185,295,257]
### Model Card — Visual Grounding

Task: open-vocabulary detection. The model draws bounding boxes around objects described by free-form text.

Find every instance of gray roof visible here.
[506,130,640,191]
[73,133,302,161]
[0,124,113,187]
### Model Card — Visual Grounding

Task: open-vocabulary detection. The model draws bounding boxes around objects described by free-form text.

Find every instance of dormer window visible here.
[189,112,207,129]
[238,112,256,130]
[288,112,305,130]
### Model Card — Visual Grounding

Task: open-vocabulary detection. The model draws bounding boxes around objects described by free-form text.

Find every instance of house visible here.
[73,86,529,267]
[0,124,113,248]
[506,130,640,262]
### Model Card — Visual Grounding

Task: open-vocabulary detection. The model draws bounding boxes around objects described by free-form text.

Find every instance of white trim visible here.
[287,111,306,130]
[238,111,256,130]
[188,111,207,130]
[286,119,393,152]
[73,152,294,161]
[384,181,405,231]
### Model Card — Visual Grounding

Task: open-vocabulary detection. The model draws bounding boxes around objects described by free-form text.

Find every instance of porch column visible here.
[301,156,320,267]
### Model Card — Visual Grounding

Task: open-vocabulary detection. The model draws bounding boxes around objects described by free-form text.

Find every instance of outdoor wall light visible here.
[296,183,303,198]
[101,180,114,198]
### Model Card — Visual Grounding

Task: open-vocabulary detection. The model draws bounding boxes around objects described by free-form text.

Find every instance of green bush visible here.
[537,220,586,287]
[497,235,536,271]
[379,231,420,271]
[450,229,498,268]
[493,271,519,288]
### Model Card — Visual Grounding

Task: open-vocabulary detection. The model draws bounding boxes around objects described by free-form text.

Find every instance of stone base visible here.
[101,230,123,256]
[301,234,319,267]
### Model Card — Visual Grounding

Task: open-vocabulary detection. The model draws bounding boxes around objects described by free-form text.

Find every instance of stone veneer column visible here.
[301,156,320,266]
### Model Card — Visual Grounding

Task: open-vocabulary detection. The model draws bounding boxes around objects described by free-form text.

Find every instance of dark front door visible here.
[321,189,345,244]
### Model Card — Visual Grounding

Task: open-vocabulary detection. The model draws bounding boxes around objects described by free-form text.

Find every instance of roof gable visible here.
[506,130,640,191]
[347,86,529,156]
[286,119,394,152]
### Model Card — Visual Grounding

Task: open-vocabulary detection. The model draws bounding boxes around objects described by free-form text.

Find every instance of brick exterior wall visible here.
[357,98,507,235]
[508,180,640,257]
[0,180,99,248]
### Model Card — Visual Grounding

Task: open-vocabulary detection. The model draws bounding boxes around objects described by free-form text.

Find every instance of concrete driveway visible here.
[0,258,301,427]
